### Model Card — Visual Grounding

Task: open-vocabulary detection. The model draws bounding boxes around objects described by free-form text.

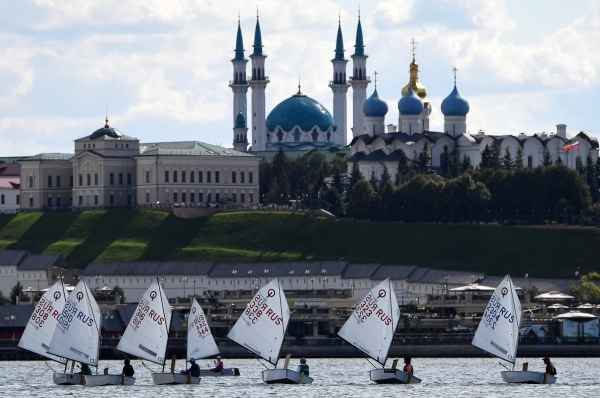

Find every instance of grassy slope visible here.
[0,210,597,278]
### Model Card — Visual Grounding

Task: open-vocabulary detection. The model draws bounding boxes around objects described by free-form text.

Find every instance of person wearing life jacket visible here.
[211,356,224,372]
[184,358,201,378]
[543,357,556,376]
[77,362,92,376]
[122,358,135,377]
[403,357,413,375]
[297,358,309,376]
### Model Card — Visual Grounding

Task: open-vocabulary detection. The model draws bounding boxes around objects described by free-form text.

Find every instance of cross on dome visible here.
[410,38,417,61]
[453,67,458,84]
[373,71,378,88]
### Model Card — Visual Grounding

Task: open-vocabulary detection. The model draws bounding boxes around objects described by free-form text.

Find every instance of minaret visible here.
[229,16,249,147]
[328,16,350,146]
[233,110,249,151]
[248,12,269,151]
[349,12,370,137]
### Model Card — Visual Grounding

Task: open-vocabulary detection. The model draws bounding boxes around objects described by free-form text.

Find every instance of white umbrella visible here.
[553,311,598,319]
[547,304,569,309]
[534,291,575,300]
[577,303,594,309]
[449,284,496,292]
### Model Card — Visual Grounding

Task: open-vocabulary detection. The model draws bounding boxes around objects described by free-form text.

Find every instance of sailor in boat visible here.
[543,357,557,376]
[403,357,413,375]
[77,362,92,376]
[122,358,135,377]
[210,356,224,372]
[296,358,309,377]
[181,358,201,378]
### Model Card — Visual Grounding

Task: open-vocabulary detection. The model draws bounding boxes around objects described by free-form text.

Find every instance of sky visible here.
[0,0,598,156]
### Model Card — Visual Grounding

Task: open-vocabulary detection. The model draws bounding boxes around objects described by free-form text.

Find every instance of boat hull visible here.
[83,375,135,386]
[201,368,240,377]
[501,371,557,384]
[53,373,82,385]
[151,372,201,385]
[262,369,313,384]
[370,368,422,384]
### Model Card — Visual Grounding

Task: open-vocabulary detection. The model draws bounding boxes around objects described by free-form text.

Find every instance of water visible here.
[1,357,596,397]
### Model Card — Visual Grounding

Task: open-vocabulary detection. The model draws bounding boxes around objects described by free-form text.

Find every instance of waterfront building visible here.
[0,161,21,213]
[18,118,260,210]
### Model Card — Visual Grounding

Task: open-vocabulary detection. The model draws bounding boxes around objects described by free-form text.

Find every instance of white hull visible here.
[262,369,313,384]
[370,368,422,384]
[83,374,135,386]
[501,371,557,384]
[201,368,240,377]
[53,373,82,385]
[151,372,201,385]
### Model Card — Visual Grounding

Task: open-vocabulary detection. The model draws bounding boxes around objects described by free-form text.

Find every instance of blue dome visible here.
[266,94,336,133]
[235,111,246,128]
[398,86,424,115]
[363,89,388,117]
[441,85,470,116]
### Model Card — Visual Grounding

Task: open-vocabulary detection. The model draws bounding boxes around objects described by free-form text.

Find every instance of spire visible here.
[353,14,366,57]
[333,16,346,61]
[294,74,306,97]
[233,17,246,61]
[252,9,264,56]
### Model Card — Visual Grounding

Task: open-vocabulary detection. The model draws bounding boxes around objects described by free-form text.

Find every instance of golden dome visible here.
[401,58,429,105]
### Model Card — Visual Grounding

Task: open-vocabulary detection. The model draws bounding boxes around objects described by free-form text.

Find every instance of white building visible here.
[0,162,21,213]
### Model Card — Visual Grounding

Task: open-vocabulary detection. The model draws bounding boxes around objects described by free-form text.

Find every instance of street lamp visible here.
[322,276,328,290]
[311,277,315,291]
[95,275,101,293]
[305,270,310,290]
[444,275,449,295]
[181,277,188,298]
[350,278,354,298]
[289,270,295,290]
[232,270,238,290]
[36,276,40,295]
[192,277,197,297]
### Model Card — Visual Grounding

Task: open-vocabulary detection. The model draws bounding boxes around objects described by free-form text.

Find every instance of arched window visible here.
[311,129,318,142]
[16,194,19,205]
[527,155,533,168]
[576,156,582,170]
[277,129,283,142]
[293,128,300,141]
[359,68,363,80]
[267,134,271,143]
[335,72,338,83]
[326,132,331,142]
[343,72,346,83]
[0,194,4,205]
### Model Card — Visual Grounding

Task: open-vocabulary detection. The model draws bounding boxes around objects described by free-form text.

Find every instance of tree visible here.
[490,140,502,169]
[113,285,126,304]
[569,272,600,301]
[349,179,374,219]
[515,147,525,169]
[323,187,344,216]
[10,282,23,305]
[479,144,492,169]
[270,148,290,204]
[418,142,432,173]
[449,147,462,178]
[440,145,450,176]
[369,170,379,194]
[378,180,395,219]
[502,147,514,170]
[380,166,391,193]
[0,291,8,305]
[461,155,473,173]
[542,147,553,166]
[331,163,344,194]
[347,160,363,201]
[395,153,410,185]
[411,150,419,172]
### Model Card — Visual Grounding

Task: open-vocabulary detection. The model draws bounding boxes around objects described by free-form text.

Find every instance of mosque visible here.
[230,15,599,177]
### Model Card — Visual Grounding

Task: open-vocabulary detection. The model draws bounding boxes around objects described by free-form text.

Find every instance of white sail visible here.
[472,275,522,363]
[18,279,68,363]
[227,279,290,366]
[116,281,172,365]
[337,278,400,365]
[187,298,219,360]
[47,280,102,366]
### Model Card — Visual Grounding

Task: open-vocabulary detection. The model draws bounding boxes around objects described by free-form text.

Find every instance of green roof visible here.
[138,141,258,157]
[21,153,73,161]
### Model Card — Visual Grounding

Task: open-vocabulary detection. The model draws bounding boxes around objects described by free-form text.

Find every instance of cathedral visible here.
[231,14,599,179]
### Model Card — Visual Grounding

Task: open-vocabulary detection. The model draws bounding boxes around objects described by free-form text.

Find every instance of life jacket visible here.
[190,363,201,377]
[299,363,309,376]
[215,360,224,371]
[123,364,135,377]
[403,364,413,375]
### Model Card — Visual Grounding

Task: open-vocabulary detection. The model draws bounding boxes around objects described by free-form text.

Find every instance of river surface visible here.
[1,357,595,397]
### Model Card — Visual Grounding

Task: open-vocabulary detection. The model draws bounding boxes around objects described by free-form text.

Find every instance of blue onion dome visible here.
[441,85,470,116]
[90,117,123,139]
[363,89,388,117]
[266,92,336,133]
[398,86,424,115]
[235,111,246,128]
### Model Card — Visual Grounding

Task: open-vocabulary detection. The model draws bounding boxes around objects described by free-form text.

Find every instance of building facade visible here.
[18,119,260,211]
[0,162,21,213]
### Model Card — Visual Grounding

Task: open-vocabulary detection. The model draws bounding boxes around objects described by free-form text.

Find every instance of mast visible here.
[86,282,101,372]
[158,277,171,373]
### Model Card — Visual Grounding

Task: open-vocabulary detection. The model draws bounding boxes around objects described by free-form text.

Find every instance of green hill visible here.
[0,210,596,278]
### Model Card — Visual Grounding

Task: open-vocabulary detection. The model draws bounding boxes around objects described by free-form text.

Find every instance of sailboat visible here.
[338,278,421,384]
[187,298,239,377]
[18,279,68,368]
[116,280,189,385]
[228,278,312,384]
[472,274,556,384]
[48,279,135,386]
